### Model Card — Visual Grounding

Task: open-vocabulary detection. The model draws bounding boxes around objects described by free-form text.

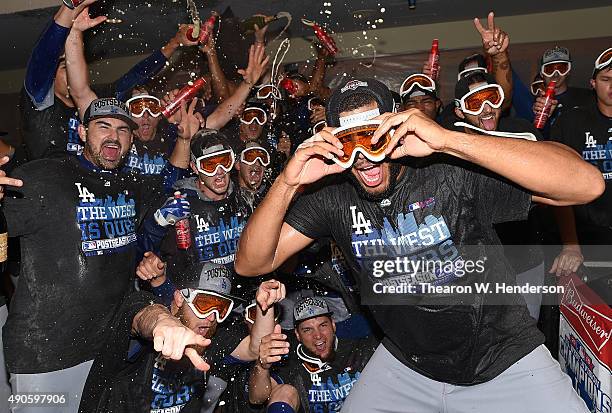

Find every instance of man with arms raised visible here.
[235,78,602,412]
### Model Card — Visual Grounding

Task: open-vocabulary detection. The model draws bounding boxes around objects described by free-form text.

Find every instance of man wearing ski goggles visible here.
[239,106,267,142]
[398,73,441,120]
[454,72,504,131]
[126,91,164,143]
[189,131,236,202]
[236,141,270,194]
[539,46,572,84]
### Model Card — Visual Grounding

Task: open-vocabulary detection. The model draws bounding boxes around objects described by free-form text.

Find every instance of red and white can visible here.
[62,0,85,9]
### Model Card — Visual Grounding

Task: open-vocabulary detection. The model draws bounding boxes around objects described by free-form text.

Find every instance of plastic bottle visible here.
[534,81,556,129]
[428,39,440,80]
[187,13,217,43]
[312,23,339,55]
[162,78,207,118]
[240,15,279,32]
[280,78,298,95]
[62,0,85,9]
[174,193,191,250]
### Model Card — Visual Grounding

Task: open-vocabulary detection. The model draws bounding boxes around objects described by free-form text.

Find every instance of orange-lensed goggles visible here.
[457,66,487,81]
[192,149,235,177]
[541,61,571,77]
[595,48,612,71]
[455,83,505,115]
[125,95,162,118]
[241,107,267,126]
[311,120,326,135]
[256,84,282,100]
[331,120,391,169]
[399,74,436,98]
[244,302,281,324]
[180,289,234,323]
[240,146,270,166]
[530,79,545,96]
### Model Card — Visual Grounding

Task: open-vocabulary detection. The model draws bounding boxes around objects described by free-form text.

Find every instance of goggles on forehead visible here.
[331,120,392,169]
[240,146,270,166]
[311,120,326,135]
[594,48,612,71]
[455,83,505,116]
[399,74,436,98]
[192,149,235,177]
[256,84,282,100]
[241,107,267,126]
[125,95,163,118]
[307,96,325,111]
[244,302,281,324]
[530,79,545,96]
[180,289,234,323]
[457,66,488,80]
[541,60,571,77]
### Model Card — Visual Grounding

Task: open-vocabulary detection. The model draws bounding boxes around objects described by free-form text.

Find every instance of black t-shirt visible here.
[124,123,179,176]
[20,85,114,160]
[284,160,544,385]
[550,100,612,242]
[161,180,255,299]
[273,335,378,413]
[80,310,247,413]
[2,156,162,373]
[444,116,546,273]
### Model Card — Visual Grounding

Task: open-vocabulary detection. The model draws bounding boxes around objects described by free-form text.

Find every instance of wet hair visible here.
[336,92,378,115]
[190,129,232,157]
[593,62,612,79]
[464,71,489,88]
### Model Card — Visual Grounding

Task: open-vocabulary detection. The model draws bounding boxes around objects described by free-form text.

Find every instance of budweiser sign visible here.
[561,278,612,353]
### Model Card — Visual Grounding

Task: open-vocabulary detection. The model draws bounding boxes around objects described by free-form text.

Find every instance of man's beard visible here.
[84,140,127,170]
[346,162,402,202]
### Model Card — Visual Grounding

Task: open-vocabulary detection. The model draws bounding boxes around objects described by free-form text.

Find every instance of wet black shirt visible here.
[2,156,161,373]
[550,100,612,241]
[285,160,543,385]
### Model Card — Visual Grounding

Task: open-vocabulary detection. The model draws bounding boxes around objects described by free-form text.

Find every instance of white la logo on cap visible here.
[341,80,368,93]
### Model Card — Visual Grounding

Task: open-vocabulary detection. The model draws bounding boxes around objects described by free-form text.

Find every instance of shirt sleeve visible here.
[113,50,168,102]
[24,20,70,109]
[284,185,332,240]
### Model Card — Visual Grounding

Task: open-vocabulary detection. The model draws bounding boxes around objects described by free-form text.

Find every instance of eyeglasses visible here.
[125,95,162,118]
[455,83,505,116]
[244,302,281,324]
[240,146,270,166]
[331,120,391,169]
[307,96,324,111]
[541,61,571,77]
[399,74,435,98]
[180,289,234,323]
[457,66,488,80]
[530,79,545,96]
[192,149,235,176]
[256,84,282,100]
[594,48,612,71]
[241,107,267,126]
[311,120,326,135]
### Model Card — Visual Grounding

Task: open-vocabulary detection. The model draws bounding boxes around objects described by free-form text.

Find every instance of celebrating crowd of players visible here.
[0,1,610,412]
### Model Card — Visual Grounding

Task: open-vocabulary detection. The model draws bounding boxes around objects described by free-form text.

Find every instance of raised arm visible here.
[309,46,332,100]
[231,280,286,361]
[474,12,512,110]
[235,131,344,276]
[248,324,285,404]
[64,7,107,118]
[200,34,233,102]
[24,1,98,108]
[373,110,605,206]
[205,44,270,130]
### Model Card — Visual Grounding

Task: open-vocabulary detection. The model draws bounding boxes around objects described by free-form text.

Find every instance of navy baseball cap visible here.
[326,78,394,127]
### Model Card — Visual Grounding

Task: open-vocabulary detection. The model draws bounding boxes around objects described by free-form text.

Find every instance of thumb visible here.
[144,251,151,257]
[274,324,282,334]
[91,16,107,27]
[549,257,559,274]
